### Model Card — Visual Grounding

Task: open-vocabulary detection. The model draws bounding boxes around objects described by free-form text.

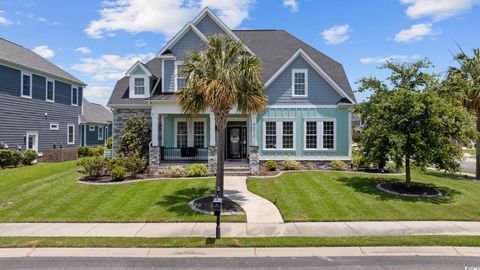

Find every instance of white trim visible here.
[20,71,32,99]
[291,69,308,97]
[89,125,95,131]
[209,113,215,146]
[157,55,176,60]
[71,86,79,106]
[303,118,337,151]
[156,23,208,57]
[174,118,188,148]
[67,124,75,145]
[98,126,104,141]
[174,61,185,92]
[192,119,207,148]
[174,118,207,148]
[259,156,350,161]
[161,60,165,93]
[151,113,159,147]
[264,49,356,104]
[25,131,38,152]
[83,123,87,146]
[125,61,153,77]
[49,122,59,130]
[262,119,296,151]
[45,78,55,102]
[130,76,148,98]
[161,115,165,147]
[104,126,109,145]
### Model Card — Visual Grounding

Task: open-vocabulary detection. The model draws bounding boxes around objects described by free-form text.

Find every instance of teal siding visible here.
[257,107,350,159]
[163,114,211,147]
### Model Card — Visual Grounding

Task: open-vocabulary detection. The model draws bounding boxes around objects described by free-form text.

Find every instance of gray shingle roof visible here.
[0,38,85,85]
[82,98,113,124]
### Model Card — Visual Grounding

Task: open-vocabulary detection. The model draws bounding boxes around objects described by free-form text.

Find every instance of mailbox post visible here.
[212,187,223,239]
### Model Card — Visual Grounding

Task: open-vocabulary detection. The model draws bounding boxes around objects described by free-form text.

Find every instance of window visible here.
[264,120,296,150]
[265,122,276,149]
[49,122,59,130]
[193,121,205,148]
[46,79,55,102]
[176,121,188,148]
[175,62,186,91]
[98,126,104,140]
[292,69,308,97]
[282,121,294,149]
[89,126,95,131]
[134,77,145,95]
[71,87,78,106]
[304,119,335,150]
[21,72,32,98]
[67,124,75,145]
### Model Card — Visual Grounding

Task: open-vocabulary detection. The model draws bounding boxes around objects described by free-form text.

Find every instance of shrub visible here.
[118,116,151,158]
[11,151,22,167]
[186,164,209,177]
[22,150,38,166]
[124,155,146,178]
[164,165,186,178]
[306,162,317,170]
[282,160,302,170]
[264,160,277,171]
[0,149,14,168]
[78,146,90,158]
[91,146,105,156]
[352,149,370,169]
[106,137,113,149]
[78,156,107,179]
[330,160,348,171]
[111,166,127,181]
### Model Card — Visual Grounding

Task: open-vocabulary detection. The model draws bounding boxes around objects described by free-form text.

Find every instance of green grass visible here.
[248,170,480,222]
[0,161,244,222]
[0,236,479,248]
[463,149,476,155]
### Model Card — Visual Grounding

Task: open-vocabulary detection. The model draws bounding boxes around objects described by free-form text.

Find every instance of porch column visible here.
[151,112,159,147]
[161,115,165,147]
[250,113,257,146]
[209,113,216,146]
[208,113,217,174]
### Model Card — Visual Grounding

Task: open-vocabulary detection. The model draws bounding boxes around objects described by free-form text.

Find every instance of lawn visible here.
[0,161,244,222]
[248,170,480,222]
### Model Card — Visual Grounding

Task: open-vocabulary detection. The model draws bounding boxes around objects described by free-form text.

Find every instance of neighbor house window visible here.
[175,62,186,91]
[134,77,145,95]
[21,72,32,98]
[193,121,205,148]
[46,79,55,102]
[49,122,59,130]
[264,120,295,150]
[98,126,104,140]
[304,119,336,150]
[292,69,307,97]
[176,121,188,148]
[67,124,75,145]
[71,87,78,106]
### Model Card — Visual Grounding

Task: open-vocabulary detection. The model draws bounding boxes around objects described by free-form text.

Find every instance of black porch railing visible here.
[160,147,208,163]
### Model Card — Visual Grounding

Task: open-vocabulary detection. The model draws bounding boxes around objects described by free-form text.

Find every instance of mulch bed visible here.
[378,182,442,198]
[191,195,244,215]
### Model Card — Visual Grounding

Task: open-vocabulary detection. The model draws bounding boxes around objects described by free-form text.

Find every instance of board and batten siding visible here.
[257,107,350,160]
[0,92,80,152]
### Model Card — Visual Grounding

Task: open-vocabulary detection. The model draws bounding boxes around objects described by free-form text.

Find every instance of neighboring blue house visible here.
[80,98,113,147]
[0,38,85,155]
[108,8,356,173]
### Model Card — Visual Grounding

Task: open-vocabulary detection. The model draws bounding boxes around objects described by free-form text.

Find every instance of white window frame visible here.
[303,118,336,151]
[89,125,95,132]
[26,131,38,153]
[174,118,207,148]
[67,124,75,145]
[129,75,149,98]
[49,122,59,130]
[291,69,308,97]
[262,119,296,151]
[45,78,55,102]
[98,126,104,140]
[174,61,186,92]
[71,86,78,106]
[20,71,32,99]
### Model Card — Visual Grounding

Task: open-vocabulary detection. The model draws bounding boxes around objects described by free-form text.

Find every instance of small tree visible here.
[356,59,475,186]
[118,116,151,158]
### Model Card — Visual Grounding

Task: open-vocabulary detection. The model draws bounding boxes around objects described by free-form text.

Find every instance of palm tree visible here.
[449,48,480,178]
[176,36,267,196]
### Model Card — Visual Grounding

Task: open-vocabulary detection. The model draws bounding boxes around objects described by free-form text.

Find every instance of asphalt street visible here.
[1,256,480,270]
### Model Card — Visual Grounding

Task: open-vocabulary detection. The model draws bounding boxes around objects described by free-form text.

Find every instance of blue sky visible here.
[0,0,479,105]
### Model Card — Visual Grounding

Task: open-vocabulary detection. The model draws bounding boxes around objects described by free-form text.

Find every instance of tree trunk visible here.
[476,110,480,180]
[405,155,411,188]
[214,111,228,197]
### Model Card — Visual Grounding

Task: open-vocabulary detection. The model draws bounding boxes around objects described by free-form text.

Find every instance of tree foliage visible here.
[355,59,475,184]
[118,116,151,158]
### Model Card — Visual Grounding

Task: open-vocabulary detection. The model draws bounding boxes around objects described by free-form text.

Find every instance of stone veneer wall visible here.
[112,108,152,155]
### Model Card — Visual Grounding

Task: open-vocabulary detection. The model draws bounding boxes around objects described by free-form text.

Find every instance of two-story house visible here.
[108,8,356,173]
[0,38,85,155]
[80,98,113,147]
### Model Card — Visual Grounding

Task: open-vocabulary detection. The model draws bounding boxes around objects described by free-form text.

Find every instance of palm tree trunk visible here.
[405,155,411,188]
[215,111,228,197]
[476,110,480,180]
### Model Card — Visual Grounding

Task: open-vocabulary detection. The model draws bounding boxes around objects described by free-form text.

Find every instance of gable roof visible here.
[156,23,208,57]
[233,30,355,102]
[0,38,85,86]
[126,61,154,77]
[82,98,113,124]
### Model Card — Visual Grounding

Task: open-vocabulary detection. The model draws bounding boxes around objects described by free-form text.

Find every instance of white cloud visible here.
[32,45,55,59]
[0,10,12,25]
[134,39,147,47]
[75,47,92,55]
[394,23,435,42]
[283,0,298,12]
[83,86,113,99]
[400,0,480,21]
[72,53,154,82]
[85,0,255,38]
[360,55,420,64]
[321,24,350,45]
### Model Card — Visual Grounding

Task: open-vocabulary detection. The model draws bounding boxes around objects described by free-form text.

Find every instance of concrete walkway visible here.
[2,246,480,258]
[2,221,480,238]
[224,176,284,223]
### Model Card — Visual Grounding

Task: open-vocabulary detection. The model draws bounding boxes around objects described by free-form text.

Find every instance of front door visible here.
[26,132,38,152]
[226,127,242,160]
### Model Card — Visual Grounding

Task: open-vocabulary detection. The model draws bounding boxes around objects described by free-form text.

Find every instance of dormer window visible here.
[292,69,308,97]
[134,77,145,95]
[126,61,152,98]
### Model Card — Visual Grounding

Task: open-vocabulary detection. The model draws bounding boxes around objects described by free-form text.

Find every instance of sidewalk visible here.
[1,246,480,258]
[2,221,480,237]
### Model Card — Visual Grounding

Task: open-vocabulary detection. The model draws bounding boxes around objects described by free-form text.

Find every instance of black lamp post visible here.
[212,186,223,239]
